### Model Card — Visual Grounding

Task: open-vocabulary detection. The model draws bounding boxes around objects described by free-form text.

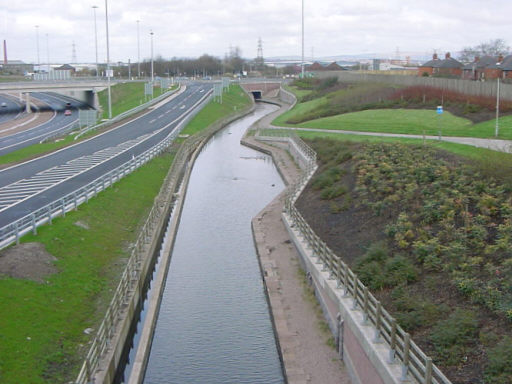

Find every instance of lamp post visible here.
[104,0,112,119]
[301,0,304,78]
[92,5,99,79]
[137,20,141,78]
[45,33,50,73]
[496,74,501,138]
[150,29,154,83]
[35,25,40,69]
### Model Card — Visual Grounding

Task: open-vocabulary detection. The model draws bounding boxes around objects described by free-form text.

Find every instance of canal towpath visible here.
[243,103,353,384]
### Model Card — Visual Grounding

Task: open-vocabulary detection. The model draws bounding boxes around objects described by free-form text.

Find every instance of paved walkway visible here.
[270,126,512,153]
[243,104,352,384]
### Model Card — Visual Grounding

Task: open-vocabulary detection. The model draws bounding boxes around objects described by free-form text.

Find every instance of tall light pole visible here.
[137,20,141,78]
[105,0,112,119]
[92,5,99,79]
[496,74,501,137]
[150,29,154,83]
[45,33,49,73]
[35,25,40,69]
[301,0,304,78]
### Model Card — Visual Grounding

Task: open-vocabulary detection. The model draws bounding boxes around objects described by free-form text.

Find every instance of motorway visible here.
[0,82,212,228]
[0,94,24,123]
[0,92,91,156]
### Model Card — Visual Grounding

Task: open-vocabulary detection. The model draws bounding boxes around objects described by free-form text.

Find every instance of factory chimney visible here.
[3,40,7,65]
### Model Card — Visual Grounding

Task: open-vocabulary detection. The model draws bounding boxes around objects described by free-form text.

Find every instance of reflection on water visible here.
[143,104,285,384]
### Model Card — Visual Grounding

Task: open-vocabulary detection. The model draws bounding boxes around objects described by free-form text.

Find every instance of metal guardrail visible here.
[0,90,212,251]
[255,129,452,384]
[73,96,251,383]
[74,85,181,140]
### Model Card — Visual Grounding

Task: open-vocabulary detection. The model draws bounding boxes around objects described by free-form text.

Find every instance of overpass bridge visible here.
[0,79,113,112]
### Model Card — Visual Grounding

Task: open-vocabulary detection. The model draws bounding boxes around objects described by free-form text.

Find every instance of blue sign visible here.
[436,106,443,114]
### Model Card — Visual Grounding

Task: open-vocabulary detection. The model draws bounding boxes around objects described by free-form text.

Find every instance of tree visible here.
[459,39,510,63]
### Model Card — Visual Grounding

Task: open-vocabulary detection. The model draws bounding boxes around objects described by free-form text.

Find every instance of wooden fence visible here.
[256,128,452,384]
[313,70,512,101]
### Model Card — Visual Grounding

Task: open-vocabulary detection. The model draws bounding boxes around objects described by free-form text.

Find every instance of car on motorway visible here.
[64,109,72,116]
[1,102,6,107]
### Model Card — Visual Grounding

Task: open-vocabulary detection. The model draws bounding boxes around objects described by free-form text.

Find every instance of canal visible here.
[142,103,286,383]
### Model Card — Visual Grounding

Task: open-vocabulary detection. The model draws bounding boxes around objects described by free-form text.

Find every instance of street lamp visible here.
[92,5,99,79]
[35,25,40,69]
[150,29,154,83]
[45,33,50,73]
[496,67,501,138]
[104,0,112,119]
[301,0,304,78]
[137,20,141,78]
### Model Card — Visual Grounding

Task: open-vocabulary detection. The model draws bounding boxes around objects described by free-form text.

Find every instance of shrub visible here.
[391,287,448,331]
[484,337,512,384]
[355,244,417,290]
[320,185,347,200]
[430,309,479,366]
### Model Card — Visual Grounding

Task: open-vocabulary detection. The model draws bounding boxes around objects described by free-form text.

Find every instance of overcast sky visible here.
[1,0,511,64]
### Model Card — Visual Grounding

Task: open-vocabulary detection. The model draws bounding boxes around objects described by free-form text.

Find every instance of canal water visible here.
[142,103,286,384]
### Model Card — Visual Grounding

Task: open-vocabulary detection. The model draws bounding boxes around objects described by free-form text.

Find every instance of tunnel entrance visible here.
[250,91,262,100]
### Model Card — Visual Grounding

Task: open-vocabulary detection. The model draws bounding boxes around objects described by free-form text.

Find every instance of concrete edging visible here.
[125,100,257,384]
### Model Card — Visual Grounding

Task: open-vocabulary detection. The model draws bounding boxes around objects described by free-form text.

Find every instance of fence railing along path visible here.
[0,90,211,251]
[254,128,452,384]
[74,97,253,383]
[73,85,182,140]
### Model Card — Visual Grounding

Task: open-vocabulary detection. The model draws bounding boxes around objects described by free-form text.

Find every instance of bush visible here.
[430,309,479,366]
[321,185,347,200]
[391,287,449,331]
[355,243,417,290]
[485,336,512,384]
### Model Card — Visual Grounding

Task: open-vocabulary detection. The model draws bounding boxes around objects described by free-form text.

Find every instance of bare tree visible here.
[459,39,510,62]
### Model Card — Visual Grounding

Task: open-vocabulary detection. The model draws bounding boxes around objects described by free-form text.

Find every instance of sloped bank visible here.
[245,91,453,384]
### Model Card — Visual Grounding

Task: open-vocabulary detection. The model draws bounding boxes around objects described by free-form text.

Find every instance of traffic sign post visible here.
[436,105,443,140]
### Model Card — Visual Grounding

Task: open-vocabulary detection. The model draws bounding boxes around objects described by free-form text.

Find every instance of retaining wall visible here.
[252,130,451,384]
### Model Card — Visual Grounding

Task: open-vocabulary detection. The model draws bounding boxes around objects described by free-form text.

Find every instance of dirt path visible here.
[243,103,352,384]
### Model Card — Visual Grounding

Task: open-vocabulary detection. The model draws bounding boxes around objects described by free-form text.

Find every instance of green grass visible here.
[274,82,512,139]
[98,82,177,120]
[0,152,174,383]
[0,135,77,165]
[180,84,252,136]
[273,94,330,126]
[294,129,512,163]
[283,84,313,99]
[0,84,179,166]
[0,82,253,383]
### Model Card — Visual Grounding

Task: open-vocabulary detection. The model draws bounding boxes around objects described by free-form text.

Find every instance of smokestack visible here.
[433,53,438,60]
[3,40,6,65]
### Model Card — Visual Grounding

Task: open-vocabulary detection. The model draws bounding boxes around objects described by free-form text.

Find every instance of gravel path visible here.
[243,103,352,384]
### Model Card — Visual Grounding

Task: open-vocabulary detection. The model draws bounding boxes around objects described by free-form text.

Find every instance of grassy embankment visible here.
[0,82,177,166]
[275,81,512,140]
[0,84,251,383]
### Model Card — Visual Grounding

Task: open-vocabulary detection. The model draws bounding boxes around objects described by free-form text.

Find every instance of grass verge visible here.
[180,84,252,136]
[0,84,179,167]
[98,82,177,120]
[0,152,175,383]
[0,83,251,383]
